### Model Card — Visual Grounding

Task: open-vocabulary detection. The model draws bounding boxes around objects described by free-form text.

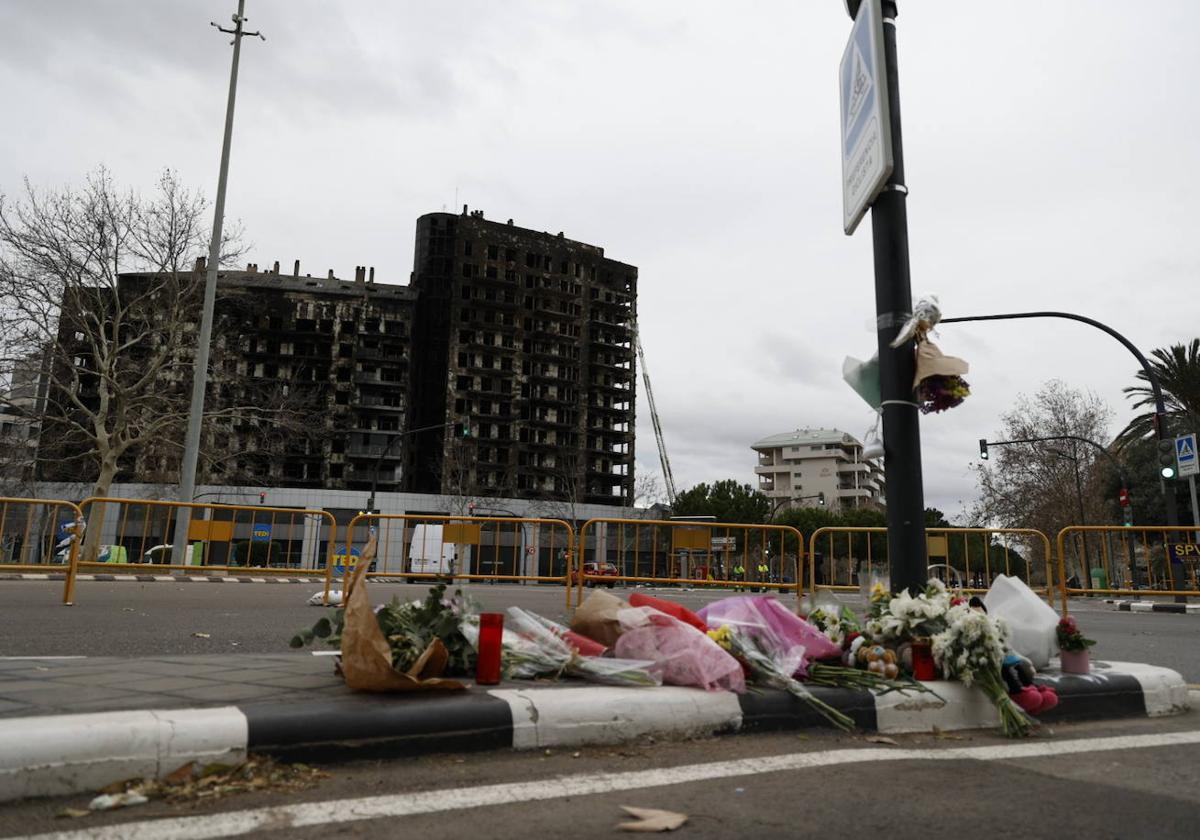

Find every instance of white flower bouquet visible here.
[932,604,1035,737]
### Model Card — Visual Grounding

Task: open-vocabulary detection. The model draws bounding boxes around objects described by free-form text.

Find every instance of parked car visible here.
[570,561,618,588]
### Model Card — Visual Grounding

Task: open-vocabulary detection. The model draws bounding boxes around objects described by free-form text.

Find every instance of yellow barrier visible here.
[574,518,806,607]
[807,526,1054,599]
[345,513,576,610]
[69,497,338,604]
[1055,525,1199,613]
[0,497,85,604]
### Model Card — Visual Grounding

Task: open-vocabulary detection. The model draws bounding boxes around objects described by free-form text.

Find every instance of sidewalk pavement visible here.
[0,652,1191,803]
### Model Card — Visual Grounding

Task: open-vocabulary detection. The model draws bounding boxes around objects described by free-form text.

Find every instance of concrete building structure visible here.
[31,208,638,510]
[407,208,637,508]
[752,428,884,514]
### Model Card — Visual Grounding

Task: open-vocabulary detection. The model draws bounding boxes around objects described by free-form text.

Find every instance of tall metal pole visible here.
[871,0,927,594]
[174,1,262,563]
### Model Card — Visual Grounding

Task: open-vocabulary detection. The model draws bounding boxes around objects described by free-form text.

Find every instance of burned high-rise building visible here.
[33,210,638,508]
[407,208,637,507]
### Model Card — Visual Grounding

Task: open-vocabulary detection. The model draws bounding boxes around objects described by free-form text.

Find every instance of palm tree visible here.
[1115,339,1200,447]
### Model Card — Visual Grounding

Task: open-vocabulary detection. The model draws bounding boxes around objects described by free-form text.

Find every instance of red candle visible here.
[476,613,504,685]
[912,639,936,681]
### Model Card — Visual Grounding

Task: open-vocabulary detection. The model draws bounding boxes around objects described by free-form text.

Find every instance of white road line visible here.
[0,656,87,660]
[26,730,1200,840]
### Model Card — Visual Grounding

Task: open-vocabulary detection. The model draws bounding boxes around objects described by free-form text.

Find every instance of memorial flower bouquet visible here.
[932,603,1035,737]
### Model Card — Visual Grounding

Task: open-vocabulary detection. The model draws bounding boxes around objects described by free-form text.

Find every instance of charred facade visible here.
[407,210,637,507]
[35,211,637,507]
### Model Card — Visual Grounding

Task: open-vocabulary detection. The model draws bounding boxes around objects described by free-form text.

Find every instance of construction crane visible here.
[633,323,678,506]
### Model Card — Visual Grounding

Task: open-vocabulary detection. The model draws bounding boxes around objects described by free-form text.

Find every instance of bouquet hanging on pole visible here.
[890,295,971,414]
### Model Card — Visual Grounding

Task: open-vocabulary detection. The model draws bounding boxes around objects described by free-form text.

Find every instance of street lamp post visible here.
[770,493,826,518]
[174,1,263,565]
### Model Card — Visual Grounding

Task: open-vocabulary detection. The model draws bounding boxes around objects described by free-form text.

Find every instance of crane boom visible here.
[634,324,677,505]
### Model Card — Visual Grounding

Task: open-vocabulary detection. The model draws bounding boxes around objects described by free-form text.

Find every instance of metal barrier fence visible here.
[1056,525,1200,610]
[67,497,338,604]
[0,496,85,599]
[808,526,1054,599]
[574,518,806,607]
[344,513,576,610]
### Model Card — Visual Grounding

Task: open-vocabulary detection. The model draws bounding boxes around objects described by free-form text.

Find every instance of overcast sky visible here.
[2,0,1197,518]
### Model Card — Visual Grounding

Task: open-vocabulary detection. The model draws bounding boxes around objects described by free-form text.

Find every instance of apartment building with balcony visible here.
[752,427,884,513]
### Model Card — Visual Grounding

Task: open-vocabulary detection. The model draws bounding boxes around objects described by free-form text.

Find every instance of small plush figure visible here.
[1001,652,1059,714]
[856,643,900,680]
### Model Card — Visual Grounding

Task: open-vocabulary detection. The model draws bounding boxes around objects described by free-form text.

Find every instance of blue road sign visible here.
[251,523,272,543]
[1175,434,1197,478]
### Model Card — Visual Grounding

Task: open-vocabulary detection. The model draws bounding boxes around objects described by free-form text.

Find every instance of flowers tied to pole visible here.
[889,295,970,414]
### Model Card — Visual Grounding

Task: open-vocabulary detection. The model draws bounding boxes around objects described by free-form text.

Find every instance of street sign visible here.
[839,0,893,235]
[710,536,738,551]
[1168,543,1198,563]
[1176,433,1198,478]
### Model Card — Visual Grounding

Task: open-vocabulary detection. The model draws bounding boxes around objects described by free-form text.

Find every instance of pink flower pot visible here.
[1059,648,1090,675]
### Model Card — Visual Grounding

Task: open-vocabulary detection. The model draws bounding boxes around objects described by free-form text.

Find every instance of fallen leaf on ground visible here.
[164,762,197,784]
[618,806,688,832]
[55,808,90,819]
[931,725,964,741]
[95,756,329,806]
[864,735,899,746]
[192,632,211,639]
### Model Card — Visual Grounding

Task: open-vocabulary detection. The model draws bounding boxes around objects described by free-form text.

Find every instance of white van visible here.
[408,524,456,578]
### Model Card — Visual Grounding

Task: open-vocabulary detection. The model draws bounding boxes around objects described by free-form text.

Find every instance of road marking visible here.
[0,656,87,661]
[26,730,1200,840]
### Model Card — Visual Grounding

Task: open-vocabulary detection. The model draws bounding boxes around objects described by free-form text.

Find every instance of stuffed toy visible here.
[1001,651,1059,715]
[971,596,1059,714]
[855,643,900,680]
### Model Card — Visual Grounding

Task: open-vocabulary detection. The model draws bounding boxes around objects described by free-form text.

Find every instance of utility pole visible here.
[842,0,927,593]
[174,1,263,564]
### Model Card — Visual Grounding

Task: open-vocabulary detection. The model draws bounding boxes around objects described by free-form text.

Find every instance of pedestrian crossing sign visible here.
[1176,433,1198,478]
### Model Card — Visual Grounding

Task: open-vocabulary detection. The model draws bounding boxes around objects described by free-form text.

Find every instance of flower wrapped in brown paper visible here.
[338,536,466,693]
[912,338,968,388]
[570,589,630,648]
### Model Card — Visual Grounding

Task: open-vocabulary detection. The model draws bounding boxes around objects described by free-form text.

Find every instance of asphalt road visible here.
[4,711,1200,839]
[1,581,1198,679]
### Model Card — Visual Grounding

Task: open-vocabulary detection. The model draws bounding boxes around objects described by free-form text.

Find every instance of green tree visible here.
[672,479,769,524]
[1115,338,1200,447]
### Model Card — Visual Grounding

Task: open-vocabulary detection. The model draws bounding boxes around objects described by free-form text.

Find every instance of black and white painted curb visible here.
[1108,600,1200,614]
[0,660,1188,803]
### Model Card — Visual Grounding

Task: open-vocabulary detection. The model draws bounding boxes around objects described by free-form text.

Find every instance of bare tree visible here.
[0,169,331,560]
[969,380,1115,581]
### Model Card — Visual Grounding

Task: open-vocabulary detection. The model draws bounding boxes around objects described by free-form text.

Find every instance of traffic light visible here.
[818,492,826,506]
[258,491,266,505]
[979,439,989,460]
[1118,487,1130,507]
[1158,438,1177,479]
[453,422,471,438]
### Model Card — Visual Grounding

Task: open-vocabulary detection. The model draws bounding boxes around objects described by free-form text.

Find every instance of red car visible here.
[571,561,618,588]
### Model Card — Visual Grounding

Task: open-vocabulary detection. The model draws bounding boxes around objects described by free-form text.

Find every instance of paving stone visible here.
[249,673,345,690]
[170,683,292,702]
[117,675,229,693]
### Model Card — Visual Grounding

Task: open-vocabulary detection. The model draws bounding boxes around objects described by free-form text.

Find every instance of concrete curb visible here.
[1112,600,1200,614]
[0,660,1187,804]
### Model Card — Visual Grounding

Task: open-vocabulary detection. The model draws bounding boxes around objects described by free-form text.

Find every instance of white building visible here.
[752,428,884,514]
